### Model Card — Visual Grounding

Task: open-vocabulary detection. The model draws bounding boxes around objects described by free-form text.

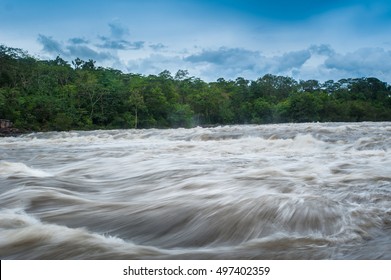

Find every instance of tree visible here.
[81,59,96,70]
[288,92,322,122]
[168,103,193,128]
[250,74,297,102]
[252,98,273,123]
[0,89,6,118]
[299,79,321,92]
[231,77,251,123]
[128,91,145,128]
[174,69,189,81]
[72,58,84,69]
[74,70,106,126]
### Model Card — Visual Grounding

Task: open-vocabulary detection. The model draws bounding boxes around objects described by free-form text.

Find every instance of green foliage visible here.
[288,92,322,122]
[168,104,194,128]
[0,44,390,132]
[252,98,273,123]
[128,91,145,128]
[273,100,291,123]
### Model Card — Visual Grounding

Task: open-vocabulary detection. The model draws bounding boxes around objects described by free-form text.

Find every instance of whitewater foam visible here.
[1,122,390,259]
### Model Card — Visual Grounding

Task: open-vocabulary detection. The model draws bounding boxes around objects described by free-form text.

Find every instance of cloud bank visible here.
[37,21,147,64]
[36,22,391,83]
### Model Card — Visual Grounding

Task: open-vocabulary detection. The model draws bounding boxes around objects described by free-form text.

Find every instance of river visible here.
[1,122,390,259]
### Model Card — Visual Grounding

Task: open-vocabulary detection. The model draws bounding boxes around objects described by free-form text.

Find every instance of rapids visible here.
[1,122,390,259]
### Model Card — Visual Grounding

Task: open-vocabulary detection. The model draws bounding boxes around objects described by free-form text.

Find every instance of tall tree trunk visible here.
[134,107,138,129]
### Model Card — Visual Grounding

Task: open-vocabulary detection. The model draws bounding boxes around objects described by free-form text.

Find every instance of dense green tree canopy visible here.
[1,44,390,132]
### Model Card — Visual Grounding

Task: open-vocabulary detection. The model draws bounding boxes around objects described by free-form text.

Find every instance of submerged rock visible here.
[0,127,23,137]
[0,119,23,137]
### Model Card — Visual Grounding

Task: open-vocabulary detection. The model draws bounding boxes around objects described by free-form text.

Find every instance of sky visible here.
[1,0,391,82]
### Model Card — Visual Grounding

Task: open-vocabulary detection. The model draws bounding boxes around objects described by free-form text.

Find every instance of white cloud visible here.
[323,47,391,81]
[182,47,314,80]
[270,49,311,72]
[125,53,188,75]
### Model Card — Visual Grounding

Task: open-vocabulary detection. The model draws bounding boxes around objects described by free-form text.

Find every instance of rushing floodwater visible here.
[0,122,391,259]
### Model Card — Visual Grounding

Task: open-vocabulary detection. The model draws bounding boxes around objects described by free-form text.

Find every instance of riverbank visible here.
[0,127,24,137]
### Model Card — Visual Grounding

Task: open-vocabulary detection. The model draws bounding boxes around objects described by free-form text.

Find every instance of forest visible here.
[1,44,391,132]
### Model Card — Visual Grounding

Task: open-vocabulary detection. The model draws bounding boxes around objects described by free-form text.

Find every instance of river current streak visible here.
[1,122,390,259]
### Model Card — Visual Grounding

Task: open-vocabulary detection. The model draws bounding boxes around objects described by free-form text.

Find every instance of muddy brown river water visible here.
[1,122,390,259]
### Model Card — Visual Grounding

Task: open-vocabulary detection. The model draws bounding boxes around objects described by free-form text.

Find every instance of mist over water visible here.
[1,122,391,259]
